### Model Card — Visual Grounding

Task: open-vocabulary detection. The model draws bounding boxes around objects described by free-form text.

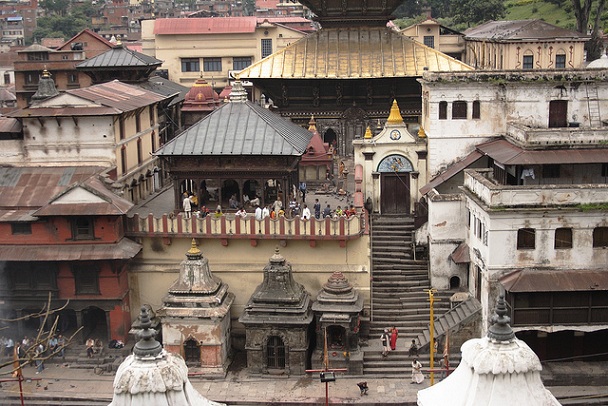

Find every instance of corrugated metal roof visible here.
[0,238,142,261]
[238,27,473,80]
[139,75,189,107]
[154,17,257,35]
[465,20,588,41]
[156,101,312,156]
[478,138,608,165]
[500,269,608,292]
[33,176,133,216]
[449,242,470,264]
[0,116,20,133]
[76,45,162,68]
[0,166,104,216]
[420,150,483,195]
[8,106,120,118]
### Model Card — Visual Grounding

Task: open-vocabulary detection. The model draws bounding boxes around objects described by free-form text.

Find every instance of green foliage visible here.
[452,0,506,27]
[39,0,71,16]
[579,203,608,211]
[32,14,88,43]
[505,0,577,28]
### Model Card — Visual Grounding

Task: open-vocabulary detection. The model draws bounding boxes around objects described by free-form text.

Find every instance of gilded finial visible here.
[187,238,201,256]
[364,126,372,139]
[418,126,426,138]
[41,68,51,78]
[308,115,317,132]
[386,99,404,125]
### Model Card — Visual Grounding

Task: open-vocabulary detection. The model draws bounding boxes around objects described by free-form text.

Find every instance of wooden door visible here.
[549,100,568,128]
[380,173,410,214]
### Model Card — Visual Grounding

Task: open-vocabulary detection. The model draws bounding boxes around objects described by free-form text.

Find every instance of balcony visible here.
[507,122,608,148]
[464,168,608,208]
[125,213,366,246]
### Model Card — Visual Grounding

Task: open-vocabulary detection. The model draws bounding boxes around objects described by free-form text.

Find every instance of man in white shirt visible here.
[254,205,263,221]
[262,205,270,219]
[301,204,311,220]
[183,194,192,219]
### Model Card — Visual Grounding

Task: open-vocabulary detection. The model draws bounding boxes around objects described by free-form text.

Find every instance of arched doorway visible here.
[184,338,200,365]
[377,154,413,214]
[323,129,337,152]
[222,179,240,208]
[450,276,461,289]
[82,306,108,342]
[266,336,286,370]
[327,325,346,350]
[58,309,77,336]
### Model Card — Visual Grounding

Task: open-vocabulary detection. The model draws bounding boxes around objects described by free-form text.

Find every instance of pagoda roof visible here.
[238,26,473,80]
[155,101,312,157]
[298,0,403,27]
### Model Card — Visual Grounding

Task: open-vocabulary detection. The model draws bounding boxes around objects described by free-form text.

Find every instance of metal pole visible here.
[426,288,437,386]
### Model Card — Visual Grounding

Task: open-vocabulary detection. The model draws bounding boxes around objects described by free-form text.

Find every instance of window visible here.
[119,117,125,140]
[601,163,608,177]
[27,52,48,61]
[266,336,285,369]
[203,57,222,72]
[151,131,156,153]
[72,264,100,295]
[555,54,566,69]
[25,73,37,85]
[472,100,480,119]
[452,101,467,119]
[4,73,10,84]
[261,38,273,58]
[523,54,534,69]
[67,73,78,84]
[71,217,94,240]
[438,101,447,119]
[9,262,57,291]
[233,56,252,70]
[11,223,32,235]
[554,228,572,249]
[423,35,435,48]
[137,138,142,164]
[136,111,141,133]
[121,146,127,174]
[181,58,200,72]
[517,228,535,249]
[542,164,560,178]
[149,105,155,126]
[593,227,608,248]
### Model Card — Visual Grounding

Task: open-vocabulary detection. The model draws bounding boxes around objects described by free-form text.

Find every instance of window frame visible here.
[438,101,447,120]
[203,57,222,72]
[261,38,273,58]
[72,263,100,295]
[472,100,480,119]
[11,222,32,235]
[523,54,534,70]
[233,56,252,70]
[593,227,608,248]
[517,228,536,250]
[452,101,467,119]
[554,227,573,249]
[71,217,95,240]
[423,35,435,48]
[555,54,566,69]
[181,58,200,72]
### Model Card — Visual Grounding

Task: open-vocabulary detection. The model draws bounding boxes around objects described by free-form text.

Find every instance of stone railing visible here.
[464,169,608,208]
[125,213,366,246]
[507,122,608,147]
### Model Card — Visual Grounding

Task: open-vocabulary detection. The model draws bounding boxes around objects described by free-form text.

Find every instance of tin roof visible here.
[238,27,473,80]
[0,238,141,261]
[156,100,311,156]
[8,80,168,118]
[0,116,21,133]
[478,138,608,165]
[500,269,608,292]
[58,28,115,51]
[465,19,588,41]
[420,150,483,195]
[0,166,105,221]
[139,75,189,107]
[154,17,258,35]
[76,44,162,69]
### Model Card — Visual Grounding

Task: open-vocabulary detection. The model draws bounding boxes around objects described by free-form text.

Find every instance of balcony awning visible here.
[0,239,142,261]
[478,139,608,165]
[449,242,470,264]
[500,269,608,292]
[420,150,483,195]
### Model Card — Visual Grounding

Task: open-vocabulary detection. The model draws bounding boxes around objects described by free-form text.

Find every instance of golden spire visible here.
[308,115,317,132]
[187,238,201,256]
[364,126,372,139]
[386,99,404,125]
[418,126,426,138]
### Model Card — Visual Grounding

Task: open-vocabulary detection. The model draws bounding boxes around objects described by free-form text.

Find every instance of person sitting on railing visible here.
[235,207,247,218]
[214,206,223,218]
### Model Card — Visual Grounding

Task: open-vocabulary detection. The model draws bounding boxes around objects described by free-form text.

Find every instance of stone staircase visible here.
[59,344,129,373]
[416,296,482,350]
[364,214,455,376]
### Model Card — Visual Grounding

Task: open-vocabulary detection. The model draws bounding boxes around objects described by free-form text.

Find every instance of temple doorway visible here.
[266,336,286,370]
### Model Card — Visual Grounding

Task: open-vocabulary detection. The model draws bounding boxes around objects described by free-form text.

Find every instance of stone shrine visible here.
[311,271,364,374]
[158,239,234,377]
[239,247,313,375]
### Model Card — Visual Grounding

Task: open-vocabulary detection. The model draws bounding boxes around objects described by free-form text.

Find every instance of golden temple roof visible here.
[238,27,473,80]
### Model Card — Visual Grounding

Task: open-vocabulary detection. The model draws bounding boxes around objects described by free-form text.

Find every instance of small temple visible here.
[239,247,313,375]
[417,294,561,406]
[311,271,364,373]
[109,306,226,406]
[158,239,234,377]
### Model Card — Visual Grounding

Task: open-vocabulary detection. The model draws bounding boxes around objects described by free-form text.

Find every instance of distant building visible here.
[463,20,589,70]
[400,17,465,61]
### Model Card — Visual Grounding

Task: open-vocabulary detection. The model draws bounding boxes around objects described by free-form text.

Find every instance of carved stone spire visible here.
[133,306,162,358]
[229,80,248,103]
[31,69,59,104]
[487,294,515,342]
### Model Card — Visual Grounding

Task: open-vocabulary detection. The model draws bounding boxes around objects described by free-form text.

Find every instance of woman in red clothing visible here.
[390,326,398,351]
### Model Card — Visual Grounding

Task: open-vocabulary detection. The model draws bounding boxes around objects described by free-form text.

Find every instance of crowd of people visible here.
[1,333,67,375]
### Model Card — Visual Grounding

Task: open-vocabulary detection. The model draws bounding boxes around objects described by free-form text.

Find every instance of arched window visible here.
[449,276,461,289]
[184,338,199,364]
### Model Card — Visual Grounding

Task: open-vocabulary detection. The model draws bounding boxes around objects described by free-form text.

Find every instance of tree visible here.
[451,0,506,27]
[31,14,88,43]
[571,0,607,61]
[243,0,255,16]
[39,0,71,16]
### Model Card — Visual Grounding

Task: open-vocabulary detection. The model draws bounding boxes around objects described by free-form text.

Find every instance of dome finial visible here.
[133,306,162,358]
[364,125,372,139]
[386,99,404,125]
[487,293,515,342]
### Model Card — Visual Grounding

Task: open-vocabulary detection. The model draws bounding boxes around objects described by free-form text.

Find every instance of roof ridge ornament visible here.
[364,125,373,139]
[229,80,248,103]
[133,306,162,358]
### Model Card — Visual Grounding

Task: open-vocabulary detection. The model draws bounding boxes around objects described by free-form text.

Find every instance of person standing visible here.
[57,334,66,358]
[390,326,399,351]
[323,203,332,218]
[183,193,192,219]
[313,199,321,219]
[254,204,263,221]
[299,181,307,202]
[301,204,311,220]
[411,358,424,384]
[380,328,391,358]
[262,205,270,219]
[35,343,45,374]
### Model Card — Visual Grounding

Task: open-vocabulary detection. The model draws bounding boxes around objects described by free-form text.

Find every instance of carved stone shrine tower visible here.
[239,247,313,375]
[159,239,234,377]
[311,271,364,374]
